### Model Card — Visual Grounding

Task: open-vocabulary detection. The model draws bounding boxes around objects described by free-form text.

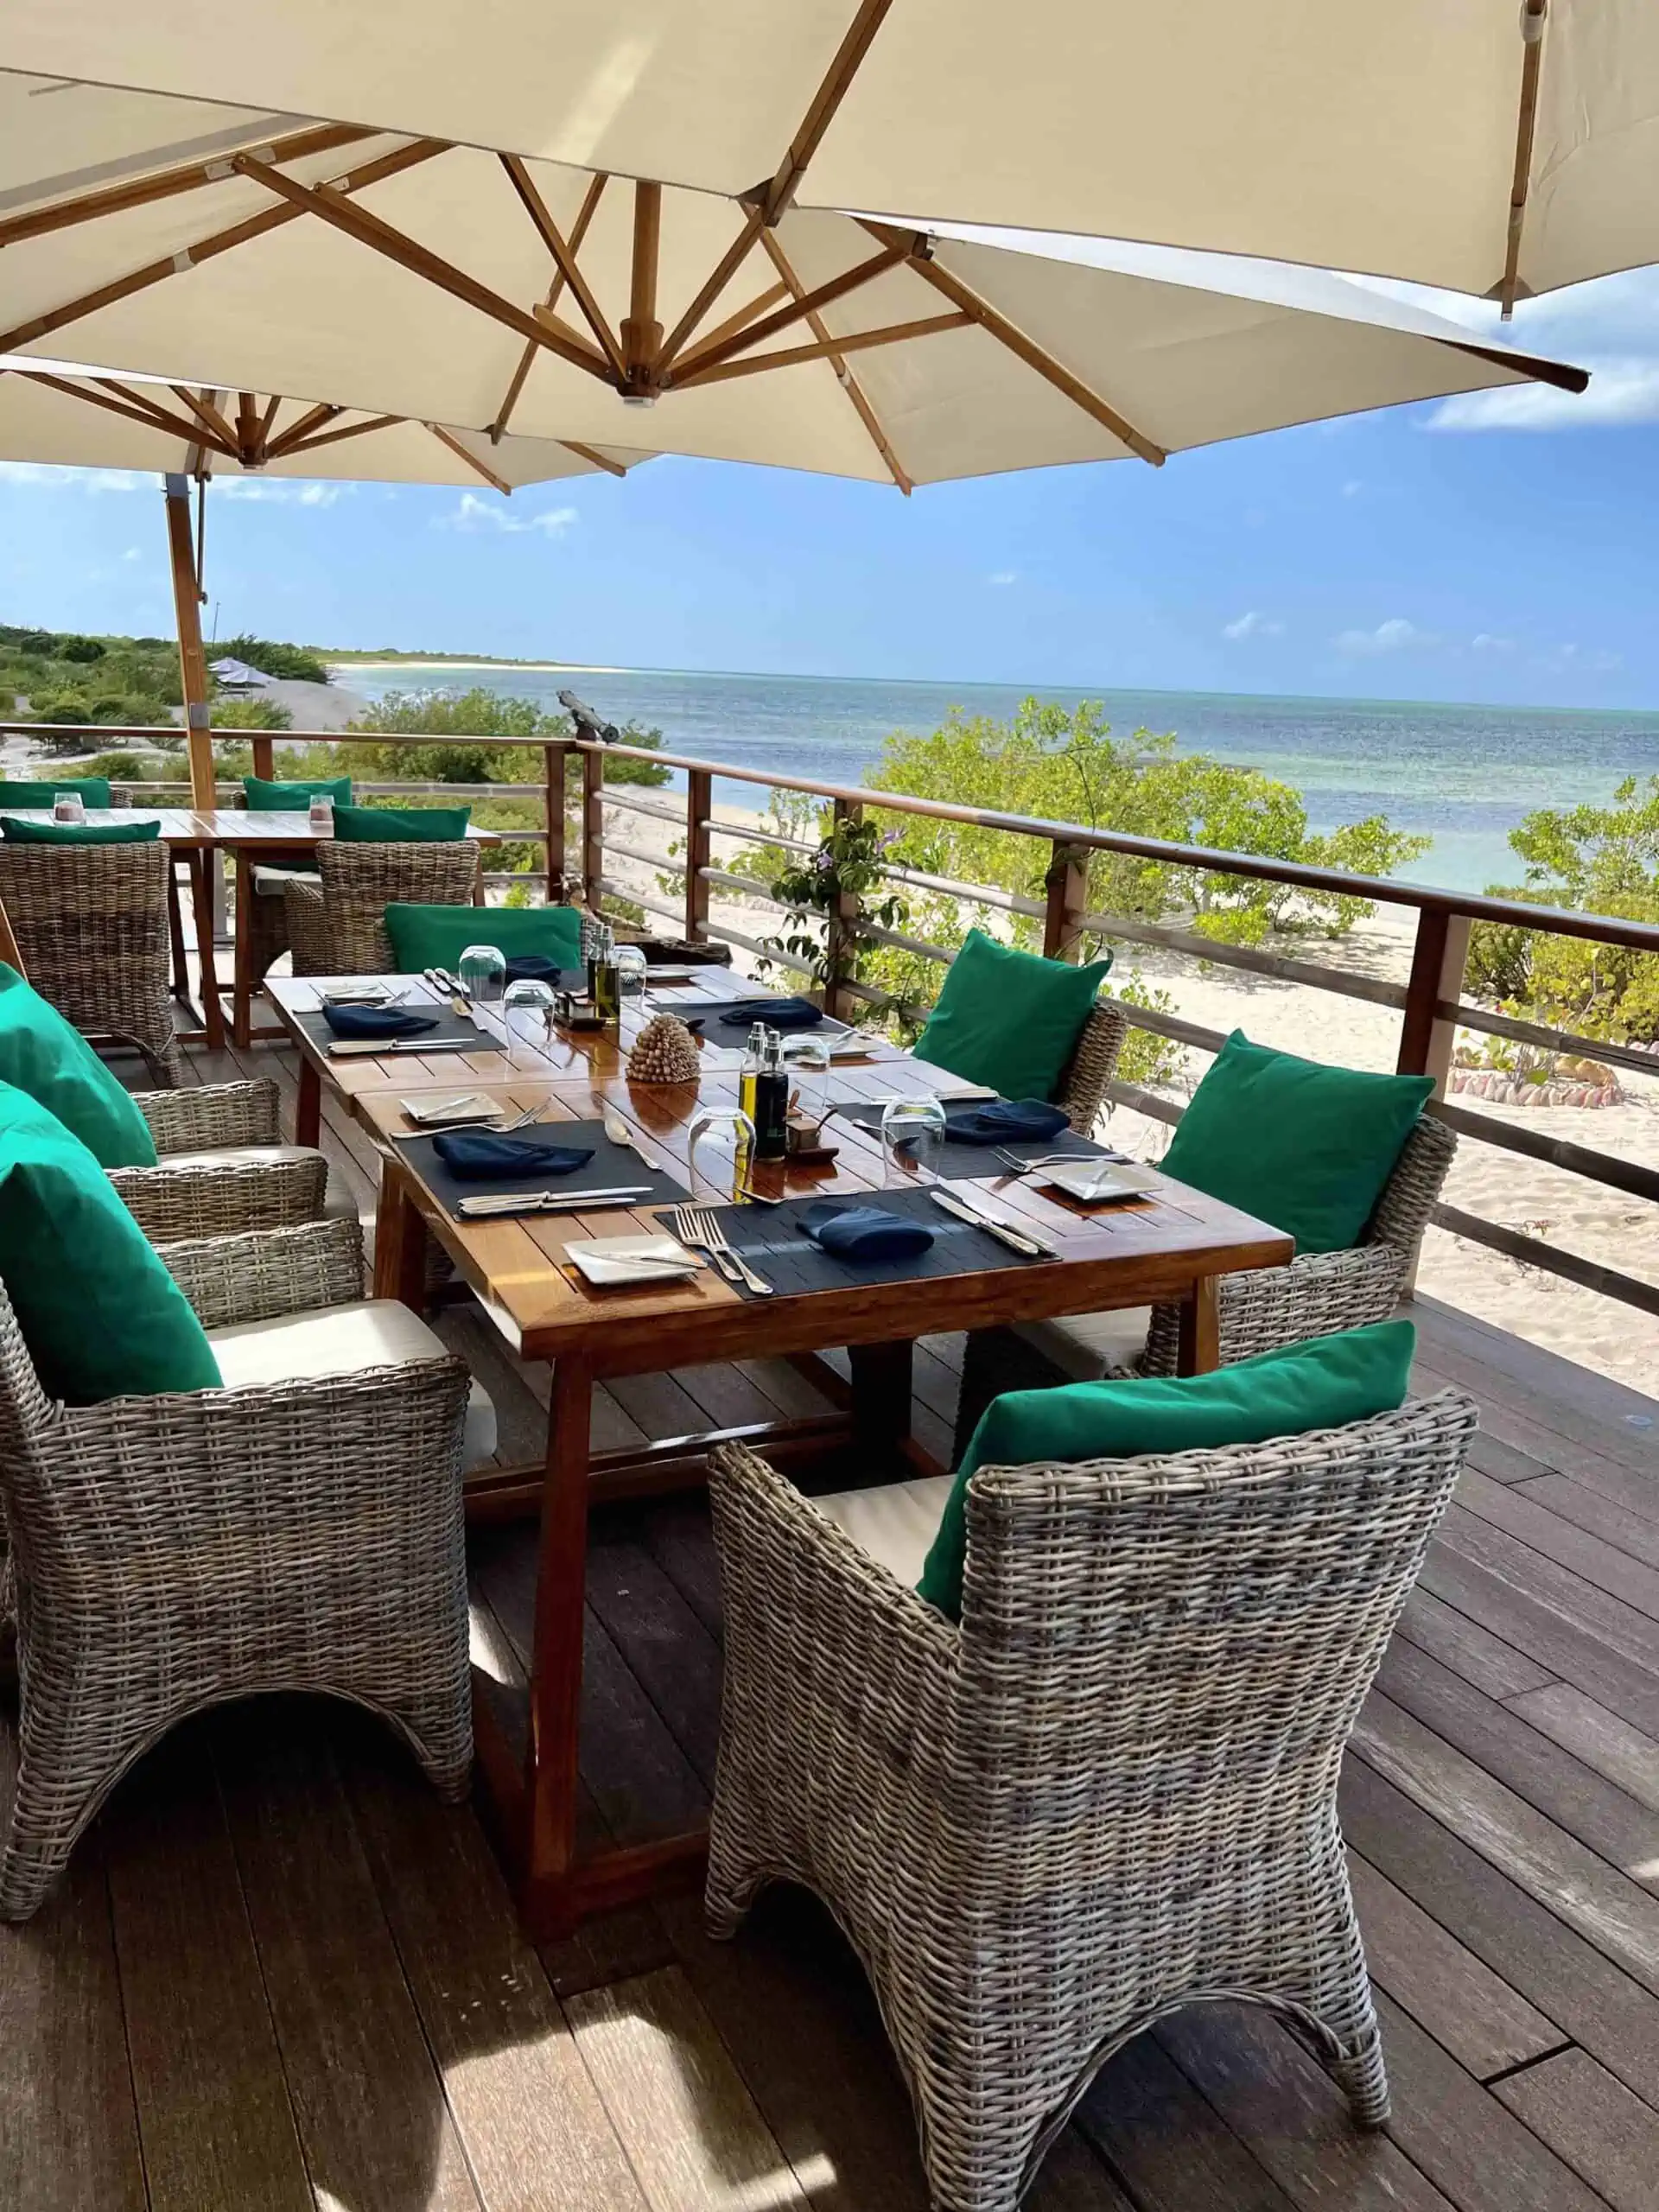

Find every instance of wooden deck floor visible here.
[3,1034,1658,2211]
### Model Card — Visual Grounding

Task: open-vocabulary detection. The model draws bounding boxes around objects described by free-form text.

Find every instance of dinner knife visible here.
[326,1035,490,1058]
[927,1187,1055,1257]
[458,1184,653,1218]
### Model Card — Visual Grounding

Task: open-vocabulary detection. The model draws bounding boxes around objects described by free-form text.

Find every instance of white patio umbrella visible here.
[0,80,1585,502]
[8,0,1657,303]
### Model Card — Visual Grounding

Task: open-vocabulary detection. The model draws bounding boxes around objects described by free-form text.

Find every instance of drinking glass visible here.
[308,791,334,831]
[687,1107,757,1204]
[502,977,555,1037]
[880,1095,947,1186]
[783,1035,830,1129]
[614,943,649,1010]
[458,943,506,1004]
[52,790,86,823]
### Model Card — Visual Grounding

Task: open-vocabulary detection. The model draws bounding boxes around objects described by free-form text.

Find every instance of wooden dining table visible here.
[268,965,1294,1936]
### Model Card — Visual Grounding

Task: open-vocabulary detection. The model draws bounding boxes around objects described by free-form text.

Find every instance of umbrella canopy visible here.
[0,81,1585,496]
[0,362,649,486]
[7,1,1657,302]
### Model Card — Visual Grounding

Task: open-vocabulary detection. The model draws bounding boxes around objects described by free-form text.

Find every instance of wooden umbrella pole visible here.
[164,474,214,810]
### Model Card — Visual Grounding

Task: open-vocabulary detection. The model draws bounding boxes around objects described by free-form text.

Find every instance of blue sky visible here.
[3,262,1656,709]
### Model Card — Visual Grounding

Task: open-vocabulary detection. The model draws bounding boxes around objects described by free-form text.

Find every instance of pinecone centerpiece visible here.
[626,1011,702,1085]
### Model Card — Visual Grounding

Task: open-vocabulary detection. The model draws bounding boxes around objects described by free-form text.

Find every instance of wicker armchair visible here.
[1052,1001,1128,1134]
[0,839,181,1084]
[285,842,480,976]
[107,1077,332,1240]
[0,1216,489,1918]
[953,1116,1459,1459]
[706,1389,1478,2212]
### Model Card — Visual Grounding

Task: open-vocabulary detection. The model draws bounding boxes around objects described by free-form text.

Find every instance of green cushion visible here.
[918,1319,1416,1620]
[332,802,471,843]
[0,816,160,843]
[1160,1031,1433,1255]
[384,901,582,974]
[0,777,112,809]
[0,963,157,1168]
[912,928,1111,1102]
[0,1084,220,1404]
[243,773,352,810]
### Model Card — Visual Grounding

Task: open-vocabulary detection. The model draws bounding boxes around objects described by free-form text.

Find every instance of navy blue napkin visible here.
[505,953,579,985]
[432,1134,596,1180]
[800,1201,935,1262]
[321,1003,440,1040]
[717,996,824,1031]
[941,1097,1071,1146]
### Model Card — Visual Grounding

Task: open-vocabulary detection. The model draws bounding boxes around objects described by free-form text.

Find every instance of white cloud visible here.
[1223,609,1284,640]
[1340,480,1363,497]
[438,492,578,537]
[1333,616,1435,655]
[1471,632,1516,653]
[0,461,147,493]
[987,569,1017,586]
[215,477,346,507]
[1428,361,1659,431]
[1540,641,1624,674]
[121,545,142,562]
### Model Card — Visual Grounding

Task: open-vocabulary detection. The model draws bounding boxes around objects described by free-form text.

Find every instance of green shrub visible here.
[209,696,294,730]
[214,633,331,684]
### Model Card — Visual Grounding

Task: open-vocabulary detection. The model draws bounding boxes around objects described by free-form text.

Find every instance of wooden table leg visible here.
[849,1339,913,1453]
[296,1056,322,1149]
[185,849,226,1052]
[523,1351,595,1936]
[1178,1275,1221,1375]
[372,1154,429,1307]
[165,861,189,1001]
[232,849,254,1050]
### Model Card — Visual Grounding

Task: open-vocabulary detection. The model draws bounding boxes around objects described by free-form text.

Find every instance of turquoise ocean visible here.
[334,663,1659,895]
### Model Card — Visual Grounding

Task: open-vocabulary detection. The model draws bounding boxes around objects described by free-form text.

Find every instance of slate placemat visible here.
[295,1003,505,1058]
[828,1100,1124,1183]
[675,1182,1050,1300]
[402,1117,689,1217]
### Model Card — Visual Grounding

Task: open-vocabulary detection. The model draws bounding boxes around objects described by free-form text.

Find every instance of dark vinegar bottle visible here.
[752,1027,790,1160]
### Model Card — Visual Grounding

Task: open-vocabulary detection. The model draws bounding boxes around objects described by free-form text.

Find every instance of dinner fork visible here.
[394,1101,545,1140]
[674,1205,773,1296]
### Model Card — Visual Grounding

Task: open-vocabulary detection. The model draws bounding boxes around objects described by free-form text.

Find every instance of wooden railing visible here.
[5,719,1656,1320]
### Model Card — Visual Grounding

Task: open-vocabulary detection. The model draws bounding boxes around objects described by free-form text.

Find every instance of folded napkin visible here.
[505,952,578,985]
[941,1097,1071,1146]
[717,996,824,1031]
[321,1003,440,1040]
[433,1133,596,1180]
[800,1201,935,1262]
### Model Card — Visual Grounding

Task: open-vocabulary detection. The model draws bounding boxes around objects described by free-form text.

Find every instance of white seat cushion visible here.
[251,863,316,894]
[813,1474,954,1587]
[157,1143,356,1220]
[1014,1305,1152,1381]
[208,1297,498,1469]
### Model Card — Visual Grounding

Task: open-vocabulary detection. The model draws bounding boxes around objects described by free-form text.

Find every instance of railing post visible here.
[581,746,605,912]
[543,741,568,903]
[1043,839,1089,962]
[1395,905,1471,1295]
[249,733,276,781]
[684,766,712,943]
[824,795,862,1020]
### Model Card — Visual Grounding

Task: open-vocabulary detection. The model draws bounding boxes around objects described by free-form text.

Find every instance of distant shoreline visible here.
[322,652,625,674]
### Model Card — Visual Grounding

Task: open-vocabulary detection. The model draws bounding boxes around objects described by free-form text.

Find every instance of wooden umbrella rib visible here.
[168,384,238,447]
[857,220,1166,466]
[257,392,284,442]
[425,421,512,493]
[760,0,894,223]
[0,120,373,251]
[278,411,404,457]
[92,376,219,445]
[493,171,608,438]
[670,310,970,388]
[231,153,612,382]
[689,280,791,358]
[264,402,343,458]
[499,155,626,377]
[655,207,767,373]
[0,137,448,360]
[671,241,908,382]
[1498,0,1549,318]
[760,227,911,493]
[558,440,628,479]
[13,371,234,455]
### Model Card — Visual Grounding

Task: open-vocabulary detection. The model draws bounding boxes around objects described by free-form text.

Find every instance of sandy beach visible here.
[601,800,1659,1400]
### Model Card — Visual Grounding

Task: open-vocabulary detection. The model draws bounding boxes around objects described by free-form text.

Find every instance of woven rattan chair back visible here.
[0,840,181,1083]
[287,841,480,975]
[1054,1001,1127,1133]
[706,1389,1477,2210]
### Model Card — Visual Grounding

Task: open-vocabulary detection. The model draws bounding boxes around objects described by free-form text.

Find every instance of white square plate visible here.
[1039,1159,1162,1204]
[399,1092,502,1127]
[565,1234,704,1287]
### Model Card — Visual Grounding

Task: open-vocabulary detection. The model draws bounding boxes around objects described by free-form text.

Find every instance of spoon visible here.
[602,1104,660,1171]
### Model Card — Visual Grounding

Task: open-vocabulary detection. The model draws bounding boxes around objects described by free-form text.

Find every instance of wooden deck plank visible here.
[1346,1851,1563,2080]
[584,1519,726,1790]
[1392,1586,1557,1702]
[1491,2046,1659,2212]
[343,1729,652,2212]
[1517,1472,1659,1573]
[1455,1467,1659,1624]
[0,1729,147,2212]
[211,1706,484,2212]
[1367,1990,1608,2212]
[1352,1693,1659,1987]
[103,1729,315,2212]
[1505,1684,1659,1814]
[637,1495,726,1643]
[1075,2031,1300,2211]
[1339,1758,1659,2105]
[565,1964,810,2210]
[1372,1637,1659,1891]
[1434,1500,1659,1675]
